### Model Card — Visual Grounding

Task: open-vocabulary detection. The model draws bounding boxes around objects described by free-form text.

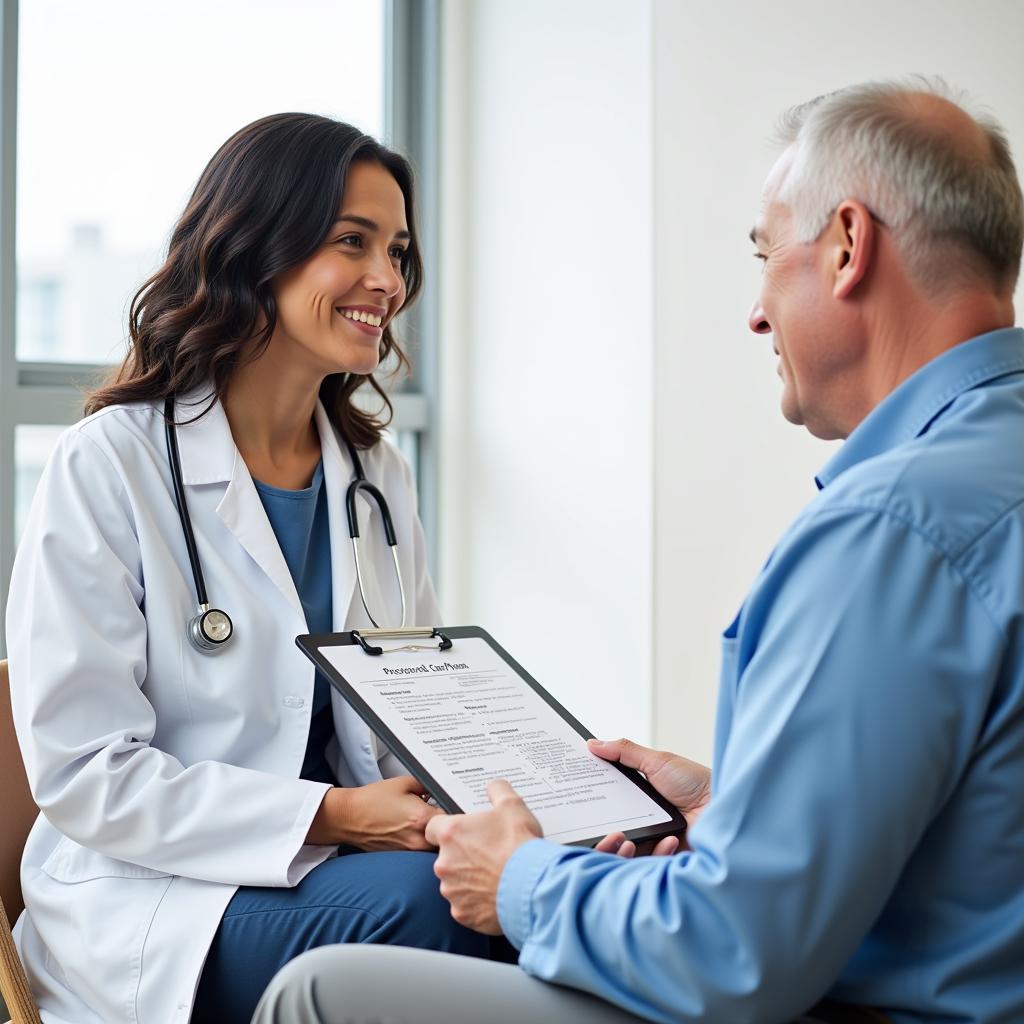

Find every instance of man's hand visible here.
[425,779,542,935]
[589,737,711,857]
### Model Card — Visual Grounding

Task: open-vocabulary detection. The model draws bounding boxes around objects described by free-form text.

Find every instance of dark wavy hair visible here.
[85,113,422,447]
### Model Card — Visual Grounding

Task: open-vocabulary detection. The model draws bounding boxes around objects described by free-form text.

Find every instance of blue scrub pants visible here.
[190,848,491,1024]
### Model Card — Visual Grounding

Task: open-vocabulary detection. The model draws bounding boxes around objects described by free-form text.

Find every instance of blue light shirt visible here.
[497,327,1024,1023]
[254,460,337,785]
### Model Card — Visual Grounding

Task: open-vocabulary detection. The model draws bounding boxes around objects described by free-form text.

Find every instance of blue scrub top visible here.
[253,460,337,785]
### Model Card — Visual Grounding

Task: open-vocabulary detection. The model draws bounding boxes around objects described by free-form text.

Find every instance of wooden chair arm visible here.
[0,896,40,1024]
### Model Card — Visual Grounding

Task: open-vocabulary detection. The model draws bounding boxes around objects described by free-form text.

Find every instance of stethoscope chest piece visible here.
[187,607,234,653]
[166,395,237,655]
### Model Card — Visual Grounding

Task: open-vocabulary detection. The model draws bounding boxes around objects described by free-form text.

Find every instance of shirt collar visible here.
[815,327,1024,490]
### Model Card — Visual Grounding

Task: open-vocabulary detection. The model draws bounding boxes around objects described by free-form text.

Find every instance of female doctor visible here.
[5,114,490,1024]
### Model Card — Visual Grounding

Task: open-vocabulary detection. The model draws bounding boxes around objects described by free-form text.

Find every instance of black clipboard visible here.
[296,626,687,849]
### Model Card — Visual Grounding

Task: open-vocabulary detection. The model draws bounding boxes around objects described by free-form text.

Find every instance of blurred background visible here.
[2,0,1023,769]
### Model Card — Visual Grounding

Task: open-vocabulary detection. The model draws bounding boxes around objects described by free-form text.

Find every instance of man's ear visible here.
[829,200,876,300]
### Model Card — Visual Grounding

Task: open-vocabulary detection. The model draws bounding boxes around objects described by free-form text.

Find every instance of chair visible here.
[0,659,43,1024]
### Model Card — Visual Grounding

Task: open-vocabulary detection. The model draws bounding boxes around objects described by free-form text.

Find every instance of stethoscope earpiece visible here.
[344,450,407,630]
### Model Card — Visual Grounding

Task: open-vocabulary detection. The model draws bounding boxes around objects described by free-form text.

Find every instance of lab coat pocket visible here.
[32,835,174,1024]
[40,835,172,882]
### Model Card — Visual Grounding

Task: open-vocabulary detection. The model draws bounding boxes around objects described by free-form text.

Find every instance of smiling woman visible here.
[86,114,421,450]
[5,113,490,1024]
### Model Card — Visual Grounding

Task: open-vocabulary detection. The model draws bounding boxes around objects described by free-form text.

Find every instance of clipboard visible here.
[296,626,687,849]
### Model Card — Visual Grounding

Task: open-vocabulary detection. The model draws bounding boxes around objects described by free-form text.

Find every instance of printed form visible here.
[323,637,672,844]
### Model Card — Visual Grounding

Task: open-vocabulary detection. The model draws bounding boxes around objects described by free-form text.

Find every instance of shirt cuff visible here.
[284,781,335,886]
[497,838,570,949]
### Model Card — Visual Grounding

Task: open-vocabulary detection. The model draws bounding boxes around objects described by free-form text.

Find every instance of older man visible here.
[252,79,1024,1024]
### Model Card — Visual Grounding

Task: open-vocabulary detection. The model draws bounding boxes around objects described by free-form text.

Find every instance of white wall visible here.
[438,0,655,742]
[440,0,1024,765]
[652,0,1024,763]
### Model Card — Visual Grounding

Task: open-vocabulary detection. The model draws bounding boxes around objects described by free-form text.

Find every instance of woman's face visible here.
[269,160,410,377]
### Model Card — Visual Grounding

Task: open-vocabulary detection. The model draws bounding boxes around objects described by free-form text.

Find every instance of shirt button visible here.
[362,742,372,754]
[282,696,305,709]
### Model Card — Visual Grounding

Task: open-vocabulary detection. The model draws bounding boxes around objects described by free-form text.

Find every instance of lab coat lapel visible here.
[174,389,303,619]
[315,401,372,629]
[216,454,304,619]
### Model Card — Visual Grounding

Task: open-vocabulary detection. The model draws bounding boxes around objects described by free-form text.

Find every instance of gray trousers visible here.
[249,945,892,1024]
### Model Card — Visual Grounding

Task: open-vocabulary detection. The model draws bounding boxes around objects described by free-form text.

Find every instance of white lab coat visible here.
[4,389,439,1024]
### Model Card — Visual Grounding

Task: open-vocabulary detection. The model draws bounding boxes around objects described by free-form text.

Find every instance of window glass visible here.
[16,0,385,363]
[14,425,65,543]
[386,429,419,484]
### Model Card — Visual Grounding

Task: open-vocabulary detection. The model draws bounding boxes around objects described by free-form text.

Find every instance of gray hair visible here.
[775,76,1024,294]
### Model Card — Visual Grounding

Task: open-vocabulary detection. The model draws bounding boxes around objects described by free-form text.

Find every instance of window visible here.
[0,0,439,656]
[13,424,60,542]
[17,0,385,365]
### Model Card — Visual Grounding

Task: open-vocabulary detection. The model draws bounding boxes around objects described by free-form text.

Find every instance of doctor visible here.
[5,113,490,1024]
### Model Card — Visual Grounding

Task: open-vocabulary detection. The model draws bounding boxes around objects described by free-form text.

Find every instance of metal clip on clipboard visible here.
[351,626,453,656]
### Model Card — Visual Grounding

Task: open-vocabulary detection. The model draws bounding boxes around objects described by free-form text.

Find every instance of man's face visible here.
[748,148,858,440]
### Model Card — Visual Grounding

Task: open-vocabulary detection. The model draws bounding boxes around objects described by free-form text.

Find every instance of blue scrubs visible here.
[255,460,337,786]
[191,461,488,1024]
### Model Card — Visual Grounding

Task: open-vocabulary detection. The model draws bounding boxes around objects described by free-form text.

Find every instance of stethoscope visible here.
[164,395,408,654]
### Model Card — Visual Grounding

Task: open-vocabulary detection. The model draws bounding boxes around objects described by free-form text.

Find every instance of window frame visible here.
[0,0,441,656]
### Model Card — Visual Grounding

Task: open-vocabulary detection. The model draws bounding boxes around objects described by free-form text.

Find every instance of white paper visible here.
[323,637,672,844]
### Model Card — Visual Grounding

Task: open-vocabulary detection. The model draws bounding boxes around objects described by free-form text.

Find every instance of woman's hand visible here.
[588,737,712,858]
[306,777,442,851]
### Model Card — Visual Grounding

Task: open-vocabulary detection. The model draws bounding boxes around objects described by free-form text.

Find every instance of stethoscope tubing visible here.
[164,395,211,609]
[341,436,406,629]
